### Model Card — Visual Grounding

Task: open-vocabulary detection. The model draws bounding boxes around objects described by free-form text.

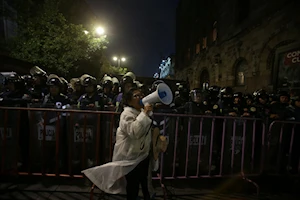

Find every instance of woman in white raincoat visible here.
[82,87,152,200]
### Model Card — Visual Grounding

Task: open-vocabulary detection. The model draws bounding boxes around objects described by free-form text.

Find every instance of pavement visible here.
[1,176,300,200]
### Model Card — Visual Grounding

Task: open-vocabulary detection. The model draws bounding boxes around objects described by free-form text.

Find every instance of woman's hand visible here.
[143,103,153,116]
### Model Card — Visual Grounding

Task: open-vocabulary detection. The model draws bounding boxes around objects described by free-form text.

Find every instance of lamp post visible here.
[83,26,105,36]
[95,27,105,35]
[113,56,126,67]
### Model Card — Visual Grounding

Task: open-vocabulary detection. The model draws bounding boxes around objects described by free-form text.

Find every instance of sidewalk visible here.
[1,176,300,200]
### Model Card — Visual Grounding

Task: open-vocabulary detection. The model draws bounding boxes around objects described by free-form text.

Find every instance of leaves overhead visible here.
[9,0,108,75]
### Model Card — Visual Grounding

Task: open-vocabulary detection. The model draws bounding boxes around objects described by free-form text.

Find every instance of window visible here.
[235,59,247,86]
[237,72,245,85]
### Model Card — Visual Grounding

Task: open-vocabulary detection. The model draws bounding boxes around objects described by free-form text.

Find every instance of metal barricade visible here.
[27,105,66,175]
[0,109,19,173]
[154,114,266,181]
[66,111,117,175]
[2,106,300,199]
[222,118,263,175]
[267,120,300,175]
[173,115,212,177]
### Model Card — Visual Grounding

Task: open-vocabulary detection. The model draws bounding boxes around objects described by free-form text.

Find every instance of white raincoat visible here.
[82,106,152,194]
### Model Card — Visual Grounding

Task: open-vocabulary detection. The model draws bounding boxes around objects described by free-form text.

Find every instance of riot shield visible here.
[28,107,66,174]
[222,118,255,174]
[67,111,115,175]
[175,116,213,177]
[0,110,18,172]
[267,121,294,174]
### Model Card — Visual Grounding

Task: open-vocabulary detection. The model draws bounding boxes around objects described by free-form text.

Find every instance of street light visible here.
[112,56,126,67]
[95,27,105,35]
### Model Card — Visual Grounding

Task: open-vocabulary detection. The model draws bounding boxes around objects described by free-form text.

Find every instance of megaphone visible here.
[140,83,173,106]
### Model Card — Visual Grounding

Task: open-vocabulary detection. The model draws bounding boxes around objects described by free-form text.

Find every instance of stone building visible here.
[175,0,300,92]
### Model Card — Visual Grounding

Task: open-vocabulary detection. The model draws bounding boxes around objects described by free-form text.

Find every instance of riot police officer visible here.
[242,93,257,117]
[29,66,48,102]
[114,72,137,112]
[78,74,106,110]
[217,87,236,116]
[232,92,244,117]
[68,78,84,105]
[269,90,290,120]
[0,72,28,106]
[207,85,220,115]
[101,75,114,104]
[42,74,69,108]
[174,82,189,108]
[111,77,120,97]
[177,88,211,115]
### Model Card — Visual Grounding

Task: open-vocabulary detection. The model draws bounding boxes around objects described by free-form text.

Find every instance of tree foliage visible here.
[98,56,129,78]
[9,0,108,76]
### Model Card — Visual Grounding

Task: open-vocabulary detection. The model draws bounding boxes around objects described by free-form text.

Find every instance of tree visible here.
[9,0,108,76]
[99,56,129,78]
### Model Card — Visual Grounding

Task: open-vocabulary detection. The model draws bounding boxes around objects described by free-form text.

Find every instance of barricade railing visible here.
[0,106,119,178]
[1,107,299,197]
[267,120,300,176]
[151,114,266,179]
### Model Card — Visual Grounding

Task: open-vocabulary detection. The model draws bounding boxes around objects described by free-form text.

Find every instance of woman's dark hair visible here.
[122,87,139,107]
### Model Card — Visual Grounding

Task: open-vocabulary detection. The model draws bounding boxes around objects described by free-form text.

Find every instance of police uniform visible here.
[77,74,106,110]
[42,74,70,108]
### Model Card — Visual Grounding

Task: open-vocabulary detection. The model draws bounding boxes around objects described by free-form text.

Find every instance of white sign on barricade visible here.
[74,126,93,143]
[230,136,243,155]
[37,125,56,141]
[0,127,13,140]
[189,135,207,146]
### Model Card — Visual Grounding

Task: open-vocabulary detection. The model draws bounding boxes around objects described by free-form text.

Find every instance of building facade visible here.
[0,0,17,43]
[175,0,300,92]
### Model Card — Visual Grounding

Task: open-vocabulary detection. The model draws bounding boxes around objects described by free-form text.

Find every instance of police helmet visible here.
[47,74,63,86]
[80,74,97,87]
[121,75,134,86]
[233,92,243,99]
[151,80,165,92]
[123,72,136,81]
[190,88,202,103]
[243,93,253,100]
[102,75,113,88]
[60,77,68,85]
[219,87,233,99]
[5,72,21,84]
[277,90,290,99]
[30,66,47,77]
[112,77,120,86]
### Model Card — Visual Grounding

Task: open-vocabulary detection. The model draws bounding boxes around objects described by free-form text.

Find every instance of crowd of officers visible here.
[0,66,141,111]
[175,85,300,122]
[1,65,300,123]
[1,66,300,175]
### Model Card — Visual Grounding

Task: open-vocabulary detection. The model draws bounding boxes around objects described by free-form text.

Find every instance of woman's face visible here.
[128,89,144,111]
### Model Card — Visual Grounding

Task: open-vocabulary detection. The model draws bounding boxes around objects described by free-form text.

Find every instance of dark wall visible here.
[0,54,33,75]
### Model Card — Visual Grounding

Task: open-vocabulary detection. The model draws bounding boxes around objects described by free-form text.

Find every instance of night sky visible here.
[86,0,179,77]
